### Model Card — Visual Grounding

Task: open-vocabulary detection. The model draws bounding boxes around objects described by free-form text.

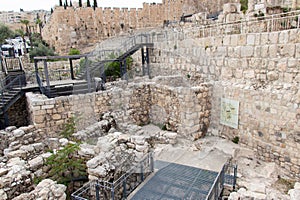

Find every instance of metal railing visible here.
[71,152,154,200]
[205,162,237,200]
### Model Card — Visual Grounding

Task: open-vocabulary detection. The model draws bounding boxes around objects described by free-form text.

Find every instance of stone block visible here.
[279,30,289,44]
[246,34,256,45]
[268,32,278,44]
[28,156,44,170]
[240,46,254,57]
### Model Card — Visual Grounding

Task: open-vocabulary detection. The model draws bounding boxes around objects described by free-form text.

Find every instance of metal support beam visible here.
[120,59,128,81]
[85,57,92,92]
[69,58,75,80]
[141,47,146,76]
[43,60,50,94]
[146,47,150,78]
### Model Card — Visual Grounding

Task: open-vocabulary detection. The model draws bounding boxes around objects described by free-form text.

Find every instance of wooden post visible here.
[69,58,75,80]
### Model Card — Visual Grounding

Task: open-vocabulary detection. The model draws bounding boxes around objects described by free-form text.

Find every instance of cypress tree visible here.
[93,0,98,9]
[59,0,62,6]
[65,0,68,7]
[79,0,82,7]
[64,3,66,9]
[51,8,54,14]
[70,0,72,7]
[87,0,91,7]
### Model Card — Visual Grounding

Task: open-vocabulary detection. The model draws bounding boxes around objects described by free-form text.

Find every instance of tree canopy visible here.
[87,0,91,7]
[0,24,14,44]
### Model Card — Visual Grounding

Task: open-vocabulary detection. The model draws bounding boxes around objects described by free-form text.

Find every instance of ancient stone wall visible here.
[6,96,29,128]
[26,76,211,140]
[42,0,231,54]
[150,28,300,178]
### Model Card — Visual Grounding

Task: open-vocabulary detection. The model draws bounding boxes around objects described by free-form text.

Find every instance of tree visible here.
[65,0,68,7]
[51,8,54,14]
[93,0,98,10]
[64,3,66,9]
[20,19,32,50]
[70,0,73,7]
[87,0,91,7]
[59,0,62,6]
[29,43,56,60]
[79,0,82,7]
[35,18,43,38]
[0,24,14,44]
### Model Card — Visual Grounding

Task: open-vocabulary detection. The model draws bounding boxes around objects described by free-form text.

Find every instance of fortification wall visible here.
[151,28,300,178]
[42,0,232,54]
[26,77,211,140]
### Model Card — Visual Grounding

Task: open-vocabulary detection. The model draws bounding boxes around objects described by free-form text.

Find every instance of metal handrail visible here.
[71,152,154,200]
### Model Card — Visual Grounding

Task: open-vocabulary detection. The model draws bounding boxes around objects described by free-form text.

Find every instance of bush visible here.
[0,24,14,44]
[240,0,248,14]
[29,43,56,60]
[69,48,80,55]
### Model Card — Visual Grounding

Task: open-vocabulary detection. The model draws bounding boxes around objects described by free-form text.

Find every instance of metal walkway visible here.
[130,161,219,200]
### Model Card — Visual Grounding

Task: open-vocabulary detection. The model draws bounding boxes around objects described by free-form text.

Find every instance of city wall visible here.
[41,0,233,54]
[26,77,211,140]
[150,28,300,178]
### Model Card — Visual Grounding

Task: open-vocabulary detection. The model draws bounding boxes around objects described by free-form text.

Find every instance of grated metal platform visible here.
[130,161,219,200]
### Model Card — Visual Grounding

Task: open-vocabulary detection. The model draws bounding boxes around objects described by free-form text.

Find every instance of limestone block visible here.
[163,131,177,139]
[135,144,148,152]
[78,144,95,157]
[6,150,27,159]
[240,46,254,57]
[247,34,256,45]
[268,32,278,44]
[0,168,8,176]
[86,153,106,169]
[279,31,289,44]
[0,189,7,200]
[268,44,277,58]
[280,44,295,57]
[12,129,25,138]
[243,70,255,79]
[52,114,62,120]
[5,126,16,132]
[88,165,107,177]
[131,135,145,145]
[28,156,44,170]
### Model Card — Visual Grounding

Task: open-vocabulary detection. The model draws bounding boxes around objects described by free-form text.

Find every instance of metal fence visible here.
[205,163,237,200]
[71,152,154,200]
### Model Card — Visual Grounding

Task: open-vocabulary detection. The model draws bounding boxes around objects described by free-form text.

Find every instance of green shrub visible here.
[69,48,80,55]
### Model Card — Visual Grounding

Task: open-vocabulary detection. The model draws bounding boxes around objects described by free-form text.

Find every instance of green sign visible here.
[220,98,239,129]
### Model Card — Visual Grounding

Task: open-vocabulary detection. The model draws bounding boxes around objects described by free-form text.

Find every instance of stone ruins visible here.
[0,0,300,199]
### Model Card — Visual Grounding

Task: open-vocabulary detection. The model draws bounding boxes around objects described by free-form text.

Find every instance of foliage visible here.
[69,48,80,55]
[59,0,63,6]
[232,136,239,144]
[29,43,56,60]
[65,0,68,7]
[51,8,54,14]
[87,0,91,7]
[240,0,248,14]
[79,0,82,7]
[60,116,78,140]
[93,0,98,10]
[0,24,14,44]
[70,0,73,7]
[104,53,133,80]
[46,143,87,185]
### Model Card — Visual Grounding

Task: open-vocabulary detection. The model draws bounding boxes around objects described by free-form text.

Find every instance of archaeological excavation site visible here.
[0,0,300,199]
